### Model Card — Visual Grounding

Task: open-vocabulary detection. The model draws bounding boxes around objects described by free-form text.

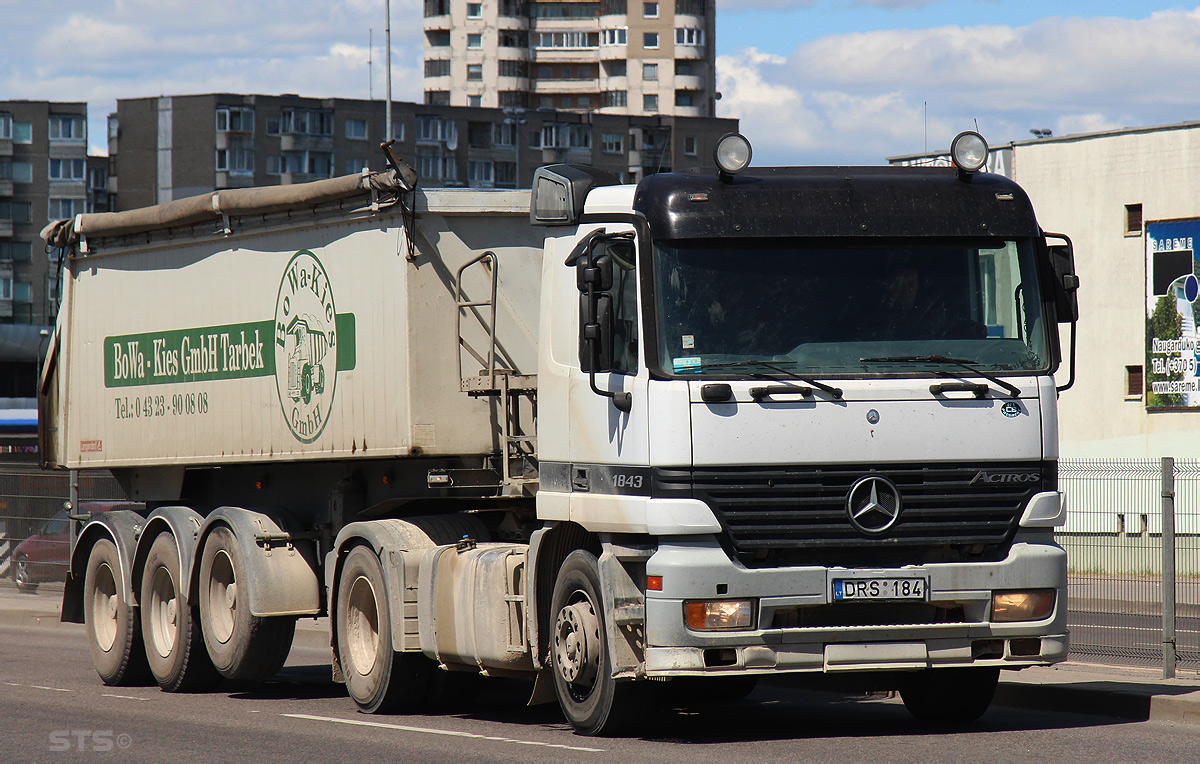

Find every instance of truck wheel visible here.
[140,531,222,692]
[337,545,434,714]
[550,550,647,736]
[84,538,151,686]
[199,526,296,679]
[898,667,1000,724]
[13,554,37,593]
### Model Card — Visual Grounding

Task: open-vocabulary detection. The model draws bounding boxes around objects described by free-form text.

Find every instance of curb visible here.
[994,680,1200,725]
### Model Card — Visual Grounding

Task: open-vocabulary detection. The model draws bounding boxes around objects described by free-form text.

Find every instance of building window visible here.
[418,116,457,143]
[215,107,254,133]
[684,136,697,155]
[675,90,694,107]
[391,121,406,141]
[0,201,32,223]
[675,0,704,13]
[602,133,623,153]
[49,114,86,141]
[643,93,658,112]
[605,60,626,77]
[0,113,9,139]
[0,241,32,262]
[468,160,494,186]
[266,155,282,175]
[468,95,482,107]
[500,91,528,108]
[499,59,528,78]
[498,30,528,48]
[13,281,31,304]
[468,33,482,49]
[643,32,658,49]
[427,30,451,46]
[424,0,450,15]
[9,161,33,184]
[467,63,484,81]
[467,2,483,17]
[675,27,703,46]
[603,90,628,108]
[49,198,83,219]
[529,129,541,149]
[417,148,456,182]
[1125,203,1143,235]
[49,158,87,181]
[215,148,254,174]
[1126,365,1144,399]
[644,1,657,16]
[493,122,518,146]
[536,31,598,48]
[495,161,517,188]
[601,28,627,46]
[345,119,368,140]
[425,91,451,105]
[643,63,658,80]
[47,274,60,305]
[676,60,693,76]
[13,122,32,144]
[281,109,332,136]
[344,158,369,174]
[425,59,451,77]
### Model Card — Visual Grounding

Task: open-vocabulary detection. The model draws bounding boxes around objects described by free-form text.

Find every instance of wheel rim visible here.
[554,593,601,696]
[90,562,119,652]
[148,565,179,659]
[15,557,30,586]
[206,549,237,645]
[346,574,380,676]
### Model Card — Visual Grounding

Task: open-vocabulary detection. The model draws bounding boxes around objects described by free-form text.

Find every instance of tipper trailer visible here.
[40,134,1078,735]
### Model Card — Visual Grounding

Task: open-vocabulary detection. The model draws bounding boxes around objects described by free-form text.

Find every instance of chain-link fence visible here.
[0,464,130,593]
[1059,458,1200,675]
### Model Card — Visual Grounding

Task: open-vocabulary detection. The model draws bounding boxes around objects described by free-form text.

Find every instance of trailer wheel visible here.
[550,550,647,736]
[83,538,150,686]
[140,531,222,692]
[337,545,434,714]
[199,526,296,679]
[898,667,1000,724]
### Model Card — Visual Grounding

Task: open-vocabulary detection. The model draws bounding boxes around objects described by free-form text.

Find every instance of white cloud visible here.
[719,8,1200,164]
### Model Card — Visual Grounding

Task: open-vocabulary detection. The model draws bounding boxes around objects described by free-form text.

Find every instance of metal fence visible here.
[1059,457,1200,675]
[0,464,128,593]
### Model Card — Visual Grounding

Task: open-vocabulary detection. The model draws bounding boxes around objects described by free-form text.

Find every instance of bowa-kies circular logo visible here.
[275,250,338,444]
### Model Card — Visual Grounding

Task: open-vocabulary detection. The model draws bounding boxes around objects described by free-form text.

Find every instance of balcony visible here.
[215,171,256,189]
[279,134,334,152]
[0,180,12,198]
[0,220,12,238]
[531,79,601,95]
[0,138,11,157]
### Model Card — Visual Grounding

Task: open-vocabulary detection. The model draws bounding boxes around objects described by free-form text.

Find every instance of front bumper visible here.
[642,535,1067,675]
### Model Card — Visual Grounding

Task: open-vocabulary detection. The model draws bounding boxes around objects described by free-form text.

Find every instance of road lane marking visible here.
[102,693,151,702]
[30,685,72,692]
[281,713,605,753]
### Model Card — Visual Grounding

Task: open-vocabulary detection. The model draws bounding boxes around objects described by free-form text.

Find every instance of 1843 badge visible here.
[275,250,338,443]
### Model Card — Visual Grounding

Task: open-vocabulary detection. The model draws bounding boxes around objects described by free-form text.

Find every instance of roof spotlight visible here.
[714,133,752,179]
[950,131,989,176]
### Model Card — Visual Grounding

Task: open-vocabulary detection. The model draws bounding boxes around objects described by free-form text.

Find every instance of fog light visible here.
[714,133,752,176]
[951,131,989,173]
[685,600,754,630]
[991,590,1055,622]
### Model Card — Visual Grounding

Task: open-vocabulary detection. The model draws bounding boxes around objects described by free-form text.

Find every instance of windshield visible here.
[653,238,1050,377]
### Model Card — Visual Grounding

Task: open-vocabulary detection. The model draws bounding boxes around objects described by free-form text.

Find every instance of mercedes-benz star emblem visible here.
[846,475,902,534]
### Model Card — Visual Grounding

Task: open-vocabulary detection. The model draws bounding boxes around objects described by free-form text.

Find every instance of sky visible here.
[3,0,1200,166]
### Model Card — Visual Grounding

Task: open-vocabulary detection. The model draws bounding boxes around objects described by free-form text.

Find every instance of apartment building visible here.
[111,93,737,209]
[422,0,717,117]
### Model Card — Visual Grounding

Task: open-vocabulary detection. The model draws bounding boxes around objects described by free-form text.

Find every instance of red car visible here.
[11,502,140,592]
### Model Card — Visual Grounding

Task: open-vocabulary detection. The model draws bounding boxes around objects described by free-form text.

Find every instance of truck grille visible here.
[652,461,1052,567]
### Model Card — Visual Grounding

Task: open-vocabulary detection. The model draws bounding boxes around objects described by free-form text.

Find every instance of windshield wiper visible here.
[697,360,844,399]
[858,354,1021,399]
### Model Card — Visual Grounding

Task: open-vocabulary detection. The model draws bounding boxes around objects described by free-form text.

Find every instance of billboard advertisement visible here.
[1146,219,1200,409]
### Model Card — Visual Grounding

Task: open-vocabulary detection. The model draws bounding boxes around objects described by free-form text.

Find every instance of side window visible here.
[604,239,639,374]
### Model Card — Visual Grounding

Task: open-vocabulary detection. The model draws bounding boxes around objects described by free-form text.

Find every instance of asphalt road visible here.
[3,621,1199,762]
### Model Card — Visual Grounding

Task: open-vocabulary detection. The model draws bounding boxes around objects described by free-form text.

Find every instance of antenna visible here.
[923,101,927,155]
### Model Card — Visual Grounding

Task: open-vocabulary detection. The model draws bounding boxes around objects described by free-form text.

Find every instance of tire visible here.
[199,526,296,679]
[83,539,151,686]
[550,550,647,736]
[13,554,38,593]
[140,531,222,692]
[898,667,1000,724]
[336,545,434,714]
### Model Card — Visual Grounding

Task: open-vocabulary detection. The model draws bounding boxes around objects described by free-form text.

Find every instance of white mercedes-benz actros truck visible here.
[40,133,1077,735]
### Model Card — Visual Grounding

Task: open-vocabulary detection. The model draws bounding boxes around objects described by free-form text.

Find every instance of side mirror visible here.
[579,293,614,373]
[1046,236,1079,323]
[566,228,632,411]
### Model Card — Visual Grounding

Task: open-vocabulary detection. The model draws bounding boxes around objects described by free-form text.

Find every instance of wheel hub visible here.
[554,600,600,686]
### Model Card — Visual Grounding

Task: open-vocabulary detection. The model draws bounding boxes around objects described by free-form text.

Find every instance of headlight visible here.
[714,133,752,175]
[950,131,989,174]
[991,590,1055,622]
[684,599,755,630]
